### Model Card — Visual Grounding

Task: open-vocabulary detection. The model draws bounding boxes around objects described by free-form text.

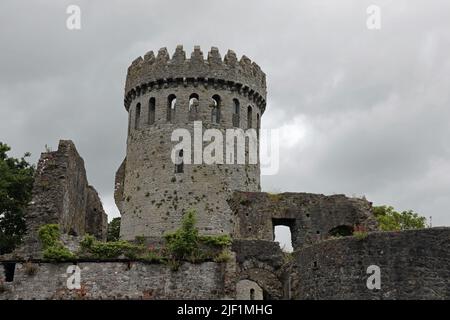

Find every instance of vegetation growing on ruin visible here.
[267,193,283,202]
[38,224,75,261]
[164,209,232,265]
[352,225,369,240]
[0,142,35,255]
[79,234,145,259]
[373,206,427,231]
[37,209,231,267]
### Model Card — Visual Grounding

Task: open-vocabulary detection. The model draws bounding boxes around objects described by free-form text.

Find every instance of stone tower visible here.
[115,45,267,241]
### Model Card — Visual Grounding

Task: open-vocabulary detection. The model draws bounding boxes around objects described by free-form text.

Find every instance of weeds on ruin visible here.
[213,249,232,263]
[353,225,369,240]
[38,224,75,261]
[164,209,232,264]
[267,193,283,202]
[23,261,38,276]
[38,210,231,268]
[79,234,145,259]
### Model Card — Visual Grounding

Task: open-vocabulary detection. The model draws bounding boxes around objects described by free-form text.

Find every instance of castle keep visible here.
[116,45,264,241]
[1,46,449,300]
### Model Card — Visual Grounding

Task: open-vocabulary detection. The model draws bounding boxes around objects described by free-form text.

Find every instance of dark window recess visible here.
[4,263,16,282]
[328,225,354,237]
[250,288,255,300]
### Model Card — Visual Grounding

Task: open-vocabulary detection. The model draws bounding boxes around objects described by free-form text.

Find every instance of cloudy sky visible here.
[1,0,449,228]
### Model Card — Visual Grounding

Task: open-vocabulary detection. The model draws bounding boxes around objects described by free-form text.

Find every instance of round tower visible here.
[115,45,267,241]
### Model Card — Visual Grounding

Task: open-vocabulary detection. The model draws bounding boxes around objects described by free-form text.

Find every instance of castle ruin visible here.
[1,46,449,300]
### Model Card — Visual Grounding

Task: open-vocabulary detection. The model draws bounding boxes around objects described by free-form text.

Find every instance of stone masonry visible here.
[116,46,265,241]
[13,140,107,258]
[1,45,449,300]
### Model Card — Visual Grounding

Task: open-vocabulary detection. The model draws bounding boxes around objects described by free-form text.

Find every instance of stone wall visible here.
[232,240,287,300]
[291,228,450,300]
[229,192,377,250]
[0,261,232,300]
[16,140,107,257]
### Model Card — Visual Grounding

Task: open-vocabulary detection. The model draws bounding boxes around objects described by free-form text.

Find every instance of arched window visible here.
[232,99,240,127]
[135,103,141,129]
[247,106,253,129]
[211,95,221,124]
[148,97,155,125]
[189,93,199,121]
[167,94,176,122]
[256,113,260,137]
[175,149,184,173]
[250,288,255,300]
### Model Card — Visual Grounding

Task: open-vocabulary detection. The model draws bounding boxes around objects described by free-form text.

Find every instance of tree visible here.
[107,217,121,242]
[373,205,427,231]
[0,142,35,254]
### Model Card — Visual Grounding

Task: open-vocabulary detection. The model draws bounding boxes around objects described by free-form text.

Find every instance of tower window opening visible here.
[211,95,221,124]
[175,149,184,173]
[189,93,199,121]
[256,113,260,137]
[247,106,253,129]
[148,97,155,125]
[232,99,240,127]
[167,94,177,122]
[135,103,141,129]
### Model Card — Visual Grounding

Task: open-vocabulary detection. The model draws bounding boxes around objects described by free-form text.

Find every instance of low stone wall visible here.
[0,261,231,300]
[292,228,450,300]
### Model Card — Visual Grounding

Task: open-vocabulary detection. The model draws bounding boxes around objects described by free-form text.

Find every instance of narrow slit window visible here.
[135,103,141,129]
[148,97,155,125]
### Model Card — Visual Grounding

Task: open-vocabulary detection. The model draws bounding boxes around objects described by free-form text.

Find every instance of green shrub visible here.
[164,209,200,260]
[43,245,75,261]
[140,251,165,263]
[353,231,368,240]
[199,234,232,247]
[164,209,232,264]
[213,249,232,263]
[38,224,75,261]
[79,234,145,259]
[38,224,60,248]
[373,206,427,231]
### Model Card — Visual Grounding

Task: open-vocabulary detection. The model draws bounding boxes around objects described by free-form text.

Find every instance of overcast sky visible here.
[1,0,449,228]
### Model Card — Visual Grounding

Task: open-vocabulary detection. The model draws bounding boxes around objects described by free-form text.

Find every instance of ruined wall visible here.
[230,192,377,250]
[85,186,108,241]
[232,240,287,300]
[291,228,450,300]
[118,46,266,241]
[17,140,107,257]
[0,261,233,300]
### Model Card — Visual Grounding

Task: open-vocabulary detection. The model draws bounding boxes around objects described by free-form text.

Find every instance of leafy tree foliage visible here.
[373,205,427,231]
[107,217,121,242]
[0,142,35,254]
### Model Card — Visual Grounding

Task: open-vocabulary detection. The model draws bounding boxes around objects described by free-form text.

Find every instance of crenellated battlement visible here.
[124,45,267,112]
